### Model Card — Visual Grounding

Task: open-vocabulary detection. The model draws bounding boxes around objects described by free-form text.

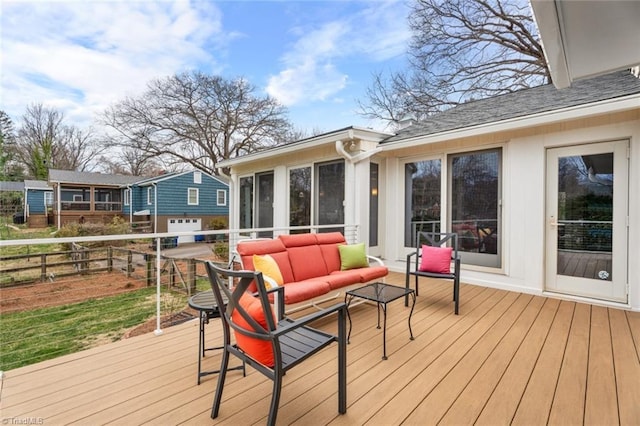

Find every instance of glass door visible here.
[545,141,628,302]
[256,172,274,238]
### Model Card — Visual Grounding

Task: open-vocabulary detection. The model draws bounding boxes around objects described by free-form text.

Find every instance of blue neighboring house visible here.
[122,170,229,243]
[23,180,53,227]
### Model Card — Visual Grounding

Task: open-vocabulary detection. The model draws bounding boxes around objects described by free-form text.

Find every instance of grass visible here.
[0,287,190,371]
[0,225,61,256]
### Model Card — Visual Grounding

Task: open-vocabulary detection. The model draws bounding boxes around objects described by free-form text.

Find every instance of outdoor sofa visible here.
[235,232,388,307]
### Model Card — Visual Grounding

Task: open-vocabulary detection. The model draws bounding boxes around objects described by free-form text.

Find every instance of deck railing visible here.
[0,224,359,371]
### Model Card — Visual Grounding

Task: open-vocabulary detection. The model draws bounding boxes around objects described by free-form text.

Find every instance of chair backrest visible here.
[205,262,278,366]
[416,231,458,253]
[416,232,459,257]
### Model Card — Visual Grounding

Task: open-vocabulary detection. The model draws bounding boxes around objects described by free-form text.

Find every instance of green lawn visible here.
[0,225,61,256]
[0,287,191,371]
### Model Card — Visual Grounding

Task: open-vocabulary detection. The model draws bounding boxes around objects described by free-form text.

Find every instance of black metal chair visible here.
[405,232,461,314]
[205,261,347,425]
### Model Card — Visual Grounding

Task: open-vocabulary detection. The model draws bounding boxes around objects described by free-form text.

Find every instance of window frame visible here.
[188,187,199,206]
[44,191,53,207]
[216,189,227,206]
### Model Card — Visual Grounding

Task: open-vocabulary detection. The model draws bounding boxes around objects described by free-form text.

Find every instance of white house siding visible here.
[380,111,640,311]
[221,108,639,311]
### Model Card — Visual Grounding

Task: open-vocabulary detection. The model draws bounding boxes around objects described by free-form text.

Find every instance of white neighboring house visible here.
[219,71,640,311]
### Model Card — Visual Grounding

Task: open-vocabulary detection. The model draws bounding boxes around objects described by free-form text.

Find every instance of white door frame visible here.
[545,140,628,302]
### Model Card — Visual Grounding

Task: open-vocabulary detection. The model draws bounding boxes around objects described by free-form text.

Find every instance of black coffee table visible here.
[345,282,416,360]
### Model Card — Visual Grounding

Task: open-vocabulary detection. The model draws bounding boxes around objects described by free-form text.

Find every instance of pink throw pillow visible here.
[418,245,453,274]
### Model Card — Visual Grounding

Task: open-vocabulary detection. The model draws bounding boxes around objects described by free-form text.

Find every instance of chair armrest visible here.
[273,302,347,336]
[406,251,418,261]
[366,255,385,266]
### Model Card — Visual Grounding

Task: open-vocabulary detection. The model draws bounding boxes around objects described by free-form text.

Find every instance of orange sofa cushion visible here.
[316,232,346,273]
[286,244,329,281]
[282,279,332,304]
[232,293,276,367]
[237,239,294,283]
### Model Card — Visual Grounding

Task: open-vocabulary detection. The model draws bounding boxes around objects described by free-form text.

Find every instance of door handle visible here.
[549,216,565,227]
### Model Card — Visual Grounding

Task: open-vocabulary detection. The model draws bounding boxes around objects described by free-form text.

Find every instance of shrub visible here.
[212,242,229,260]
[208,217,228,230]
[56,216,130,249]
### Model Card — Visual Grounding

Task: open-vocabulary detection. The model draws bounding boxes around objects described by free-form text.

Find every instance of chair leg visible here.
[211,347,230,419]
[453,277,460,315]
[268,370,283,425]
[338,307,347,414]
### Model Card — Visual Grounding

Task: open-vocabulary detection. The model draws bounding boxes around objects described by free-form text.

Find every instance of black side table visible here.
[188,290,245,384]
[345,282,416,360]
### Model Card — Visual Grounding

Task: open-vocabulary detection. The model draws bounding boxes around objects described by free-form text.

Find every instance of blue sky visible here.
[1,0,411,134]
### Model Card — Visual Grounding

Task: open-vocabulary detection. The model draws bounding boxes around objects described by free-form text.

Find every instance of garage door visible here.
[167,218,201,244]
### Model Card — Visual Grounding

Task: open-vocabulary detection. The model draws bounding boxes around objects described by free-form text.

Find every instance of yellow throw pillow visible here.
[253,254,284,289]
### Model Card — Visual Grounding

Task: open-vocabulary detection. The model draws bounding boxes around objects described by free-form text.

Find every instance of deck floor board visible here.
[2,272,639,425]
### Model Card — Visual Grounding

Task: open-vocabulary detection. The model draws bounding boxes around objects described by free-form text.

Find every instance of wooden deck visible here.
[2,272,639,425]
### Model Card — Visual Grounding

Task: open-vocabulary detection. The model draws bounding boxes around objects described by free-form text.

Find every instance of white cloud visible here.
[1,0,228,127]
[266,0,410,107]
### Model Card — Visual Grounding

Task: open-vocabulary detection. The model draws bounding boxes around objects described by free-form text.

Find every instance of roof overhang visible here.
[381,92,640,151]
[530,0,640,89]
[217,126,392,169]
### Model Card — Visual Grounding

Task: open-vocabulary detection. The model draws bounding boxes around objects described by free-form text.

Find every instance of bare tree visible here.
[12,104,101,179]
[101,71,293,177]
[359,0,550,127]
[96,146,163,176]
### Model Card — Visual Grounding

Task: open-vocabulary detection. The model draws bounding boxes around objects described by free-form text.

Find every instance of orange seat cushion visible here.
[357,266,389,282]
[232,293,275,367]
[281,279,331,304]
[327,270,363,290]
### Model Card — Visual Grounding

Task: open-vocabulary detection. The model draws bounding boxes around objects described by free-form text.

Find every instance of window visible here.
[44,192,53,207]
[194,171,202,184]
[73,194,83,202]
[239,176,253,229]
[289,167,311,231]
[256,172,274,237]
[147,187,153,205]
[449,148,501,268]
[124,189,130,206]
[404,159,441,246]
[217,189,227,206]
[369,163,379,246]
[188,188,199,205]
[316,160,344,229]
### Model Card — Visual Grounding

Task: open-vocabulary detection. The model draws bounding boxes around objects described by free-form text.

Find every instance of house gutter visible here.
[381,94,640,151]
[152,182,158,233]
[335,131,382,164]
[127,184,132,226]
[56,183,61,230]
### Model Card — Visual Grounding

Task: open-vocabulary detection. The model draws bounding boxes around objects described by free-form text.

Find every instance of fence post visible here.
[188,259,196,295]
[81,248,89,275]
[40,253,46,282]
[146,253,154,287]
[168,261,175,289]
[107,247,113,273]
[127,250,133,277]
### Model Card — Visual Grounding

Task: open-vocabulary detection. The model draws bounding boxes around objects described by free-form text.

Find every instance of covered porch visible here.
[2,272,639,425]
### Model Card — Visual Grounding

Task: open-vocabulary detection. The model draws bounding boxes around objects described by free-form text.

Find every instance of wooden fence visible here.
[0,246,213,295]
